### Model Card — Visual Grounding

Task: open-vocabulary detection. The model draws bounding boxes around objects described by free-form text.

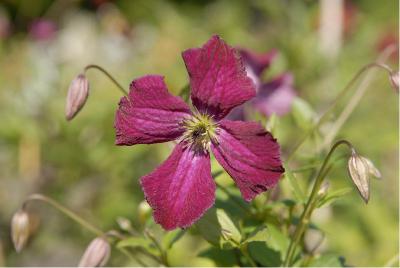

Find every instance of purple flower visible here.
[29,19,56,41]
[228,48,296,119]
[114,36,284,230]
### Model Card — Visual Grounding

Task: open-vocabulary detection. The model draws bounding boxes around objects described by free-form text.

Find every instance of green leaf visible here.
[217,209,242,246]
[198,247,237,267]
[195,208,241,249]
[195,208,221,247]
[309,253,346,267]
[248,242,282,267]
[284,167,307,204]
[265,223,290,254]
[317,187,352,208]
[291,97,316,130]
[242,225,269,244]
[117,237,149,248]
[117,237,158,255]
[162,229,186,250]
[247,223,290,266]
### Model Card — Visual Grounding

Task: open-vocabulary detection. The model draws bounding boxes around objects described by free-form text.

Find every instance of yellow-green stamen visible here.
[181,112,219,153]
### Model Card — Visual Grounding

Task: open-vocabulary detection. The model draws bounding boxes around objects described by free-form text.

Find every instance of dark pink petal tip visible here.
[114,75,191,145]
[182,35,256,120]
[238,48,278,77]
[211,120,284,201]
[253,72,296,116]
[140,143,216,230]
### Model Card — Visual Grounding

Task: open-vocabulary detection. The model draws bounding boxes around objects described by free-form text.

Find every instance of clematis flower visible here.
[114,35,284,230]
[228,48,296,120]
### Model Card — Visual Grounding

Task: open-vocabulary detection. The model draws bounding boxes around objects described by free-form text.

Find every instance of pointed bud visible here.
[11,209,30,253]
[138,200,152,225]
[348,151,373,203]
[65,74,89,121]
[362,156,381,179]
[390,71,399,92]
[116,217,133,232]
[78,237,111,267]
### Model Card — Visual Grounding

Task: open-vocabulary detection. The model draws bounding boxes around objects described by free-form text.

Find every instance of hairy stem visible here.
[22,194,144,265]
[283,140,353,266]
[84,64,128,96]
[23,193,103,236]
[286,49,395,163]
[319,62,393,150]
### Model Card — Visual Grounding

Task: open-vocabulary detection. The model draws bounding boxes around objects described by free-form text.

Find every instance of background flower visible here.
[228,48,296,120]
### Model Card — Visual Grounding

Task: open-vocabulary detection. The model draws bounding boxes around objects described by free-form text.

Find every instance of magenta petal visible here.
[252,73,296,116]
[239,48,278,77]
[141,143,216,230]
[114,75,191,145]
[211,120,284,201]
[182,35,256,119]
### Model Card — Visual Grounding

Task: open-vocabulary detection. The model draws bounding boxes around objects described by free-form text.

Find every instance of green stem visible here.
[283,140,353,266]
[84,64,128,96]
[23,193,103,236]
[119,247,148,267]
[22,194,142,265]
[145,229,169,266]
[240,243,257,267]
[286,60,394,163]
[319,63,393,150]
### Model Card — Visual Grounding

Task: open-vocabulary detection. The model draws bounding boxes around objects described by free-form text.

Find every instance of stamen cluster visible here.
[181,112,219,153]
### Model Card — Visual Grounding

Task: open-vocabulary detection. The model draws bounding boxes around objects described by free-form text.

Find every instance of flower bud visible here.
[65,74,89,121]
[347,151,380,203]
[138,200,152,225]
[317,182,330,197]
[116,217,132,232]
[78,237,110,267]
[390,70,399,92]
[362,156,381,179]
[11,209,30,253]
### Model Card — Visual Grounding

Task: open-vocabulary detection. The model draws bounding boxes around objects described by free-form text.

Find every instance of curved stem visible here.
[23,193,103,236]
[286,59,395,163]
[119,247,148,267]
[283,140,353,266]
[144,229,169,267]
[22,194,143,265]
[84,64,128,96]
[319,63,393,150]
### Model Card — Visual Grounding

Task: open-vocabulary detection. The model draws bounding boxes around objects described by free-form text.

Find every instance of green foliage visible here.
[0,0,397,267]
[291,97,316,130]
[117,237,158,256]
[316,187,353,208]
[284,167,307,204]
[308,253,346,267]
[195,208,241,249]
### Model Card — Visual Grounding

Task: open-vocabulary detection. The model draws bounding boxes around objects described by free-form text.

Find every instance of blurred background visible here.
[0,0,398,266]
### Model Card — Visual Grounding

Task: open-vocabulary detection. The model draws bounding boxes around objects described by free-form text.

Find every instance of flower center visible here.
[181,112,218,153]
